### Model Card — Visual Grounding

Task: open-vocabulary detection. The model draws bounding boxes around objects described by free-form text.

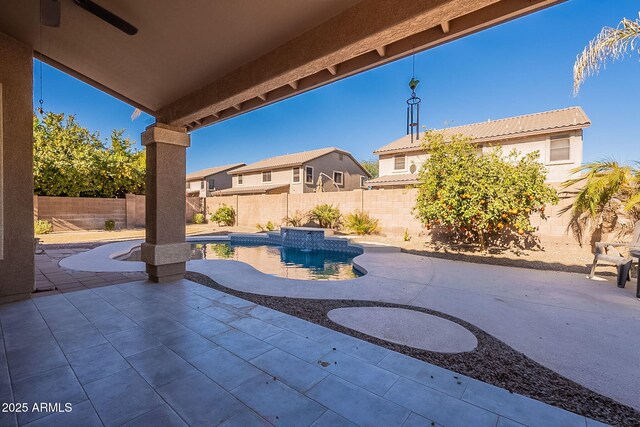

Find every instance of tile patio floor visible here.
[35,249,146,293]
[0,279,604,426]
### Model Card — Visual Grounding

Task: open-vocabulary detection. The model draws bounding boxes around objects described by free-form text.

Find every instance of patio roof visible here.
[0,0,564,131]
[366,173,419,187]
[212,183,290,196]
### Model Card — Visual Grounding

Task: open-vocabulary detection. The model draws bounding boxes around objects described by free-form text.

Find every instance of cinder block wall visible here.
[206,188,580,245]
[36,196,126,231]
[34,194,200,231]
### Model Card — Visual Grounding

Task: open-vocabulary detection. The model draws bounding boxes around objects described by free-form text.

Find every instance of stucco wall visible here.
[187,170,235,197]
[377,130,583,184]
[379,150,426,177]
[0,33,34,302]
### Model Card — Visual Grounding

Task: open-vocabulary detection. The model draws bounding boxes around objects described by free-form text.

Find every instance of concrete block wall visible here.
[34,194,200,231]
[35,196,126,231]
[363,188,423,236]
[207,188,580,245]
[237,194,288,228]
[125,194,145,228]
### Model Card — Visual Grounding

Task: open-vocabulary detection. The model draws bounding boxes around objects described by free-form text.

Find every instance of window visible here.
[549,135,570,162]
[292,167,300,183]
[338,153,344,161]
[200,181,205,190]
[237,174,243,185]
[360,176,366,187]
[333,171,343,186]
[394,155,406,171]
[305,166,314,184]
[208,178,215,190]
[262,171,272,183]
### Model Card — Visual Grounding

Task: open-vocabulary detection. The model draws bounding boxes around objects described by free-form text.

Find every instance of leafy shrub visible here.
[210,204,235,226]
[403,228,411,242]
[193,213,205,224]
[283,210,307,227]
[414,131,558,248]
[309,204,342,229]
[345,210,379,235]
[104,219,116,231]
[256,221,278,232]
[34,220,53,235]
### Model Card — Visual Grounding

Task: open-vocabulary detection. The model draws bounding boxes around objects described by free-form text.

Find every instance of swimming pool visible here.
[121,241,361,281]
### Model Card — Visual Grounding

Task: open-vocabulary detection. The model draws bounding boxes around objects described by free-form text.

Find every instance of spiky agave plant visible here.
[561,160,639,243]
[573,13,640,95]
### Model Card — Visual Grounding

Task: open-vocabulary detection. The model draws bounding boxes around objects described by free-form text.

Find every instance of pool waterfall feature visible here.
[242,227,362,255]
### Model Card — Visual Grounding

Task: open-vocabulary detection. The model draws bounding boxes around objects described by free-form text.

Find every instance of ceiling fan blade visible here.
[40,0,61,27]
[73,0,138,35]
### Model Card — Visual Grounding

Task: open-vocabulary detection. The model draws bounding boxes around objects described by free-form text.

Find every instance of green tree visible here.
[573,13,640,95]
[33,112,145,197]
[359,158,379,178]
[414,131,558,248]
[561,160,640,243]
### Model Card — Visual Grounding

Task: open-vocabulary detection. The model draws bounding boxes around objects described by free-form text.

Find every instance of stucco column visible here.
[0,33,34,303]
[141,123,191,282]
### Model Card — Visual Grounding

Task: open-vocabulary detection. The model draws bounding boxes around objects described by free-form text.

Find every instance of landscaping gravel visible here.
[186,271,640,427]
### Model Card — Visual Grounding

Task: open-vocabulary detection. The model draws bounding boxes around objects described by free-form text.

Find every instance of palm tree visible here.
[573,13,640,95]
[562,160,639,244]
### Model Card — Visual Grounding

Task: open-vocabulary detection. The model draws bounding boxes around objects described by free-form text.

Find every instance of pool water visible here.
[124,242,361,281]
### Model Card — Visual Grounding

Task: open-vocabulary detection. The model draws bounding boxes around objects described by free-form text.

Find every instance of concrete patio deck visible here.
[0,279,606,426]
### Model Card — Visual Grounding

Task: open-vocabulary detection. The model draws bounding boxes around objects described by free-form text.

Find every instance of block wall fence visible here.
[34,195,200,232]
[206,187,578,244]
[32,189,578,244]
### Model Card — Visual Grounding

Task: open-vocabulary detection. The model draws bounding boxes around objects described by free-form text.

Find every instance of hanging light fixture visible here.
[406,53,421,144]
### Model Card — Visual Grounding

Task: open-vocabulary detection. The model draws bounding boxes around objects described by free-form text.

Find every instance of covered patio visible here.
[4,0,632,426]
[0,0,565,298]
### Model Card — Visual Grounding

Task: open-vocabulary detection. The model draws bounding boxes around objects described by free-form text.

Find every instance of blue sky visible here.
[34,0,640,173]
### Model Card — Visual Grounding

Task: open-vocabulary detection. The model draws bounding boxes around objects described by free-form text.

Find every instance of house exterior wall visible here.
[376,130,583,184]
[230,152,368,193]
[301,151,367,193]
[379,150,427,177]
[0,33,34,302]
[232,168,298,190]
[187,171,234,197]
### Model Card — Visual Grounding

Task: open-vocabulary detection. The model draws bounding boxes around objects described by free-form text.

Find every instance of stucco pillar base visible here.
[142,123,190,283]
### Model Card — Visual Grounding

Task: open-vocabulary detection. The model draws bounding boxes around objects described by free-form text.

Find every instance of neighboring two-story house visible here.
[186,163,245,197]
[213,147,371,195]
[366,107,591,188]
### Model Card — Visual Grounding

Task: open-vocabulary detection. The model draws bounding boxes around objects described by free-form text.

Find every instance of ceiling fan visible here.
[40,0,138,35]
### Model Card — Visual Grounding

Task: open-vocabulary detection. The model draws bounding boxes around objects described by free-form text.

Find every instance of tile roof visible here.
[186,163,245,181]
[230,147,369,175]
[373,107,590,154]
[366,173,419,187]
[212,183,290,195]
